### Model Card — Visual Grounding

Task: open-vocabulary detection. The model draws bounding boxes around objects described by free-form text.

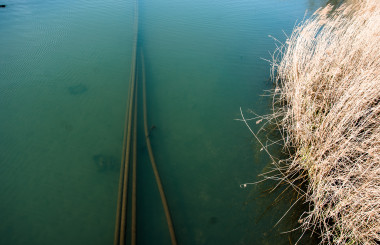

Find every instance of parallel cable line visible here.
[131,72,138,245]
[114,1,177,244]
[113,0,139,244]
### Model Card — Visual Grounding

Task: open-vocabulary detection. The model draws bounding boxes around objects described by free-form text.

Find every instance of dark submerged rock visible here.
[0,5,6,8]
[68,84,88,95]
[208,217,218,225]
[93,154,118,172]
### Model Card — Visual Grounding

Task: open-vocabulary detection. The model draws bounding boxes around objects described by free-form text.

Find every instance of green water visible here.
[0,0,325,244]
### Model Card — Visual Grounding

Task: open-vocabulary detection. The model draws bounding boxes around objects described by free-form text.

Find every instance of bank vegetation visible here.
[270,0,380,244]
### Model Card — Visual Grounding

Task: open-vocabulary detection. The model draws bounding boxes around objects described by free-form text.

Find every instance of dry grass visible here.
[269,0,380,244]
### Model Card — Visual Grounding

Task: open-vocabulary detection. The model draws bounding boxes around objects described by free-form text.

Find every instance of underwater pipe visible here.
[131,72,138,245]
[119,14,138,245]
[113,59,135,245]
[116,63,136,245]
[114,0,177,243]
[141,50,178,245]
[113,0,139,244]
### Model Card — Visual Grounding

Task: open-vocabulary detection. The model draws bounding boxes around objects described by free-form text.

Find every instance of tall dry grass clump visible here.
[271,0,380,244]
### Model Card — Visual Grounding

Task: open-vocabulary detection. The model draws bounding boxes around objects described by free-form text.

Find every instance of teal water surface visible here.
[0,0,325,244]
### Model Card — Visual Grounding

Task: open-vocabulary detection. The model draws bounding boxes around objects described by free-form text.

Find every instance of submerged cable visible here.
[131,71,138,245]
[113,42,136,245]
[113,0,139,244]
[113,73,130,245]
[141,51,178,245]
[114,0,178,243]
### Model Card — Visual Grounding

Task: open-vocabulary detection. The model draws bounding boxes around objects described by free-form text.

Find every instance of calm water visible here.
[0,0,325,244]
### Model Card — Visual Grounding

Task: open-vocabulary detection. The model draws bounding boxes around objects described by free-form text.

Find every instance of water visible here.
[0,0,325,244]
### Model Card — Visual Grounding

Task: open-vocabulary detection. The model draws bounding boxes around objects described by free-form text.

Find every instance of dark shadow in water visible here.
[245,174,321,244]
[208,217,219,225]
[61,120,73,132]
[242,94,321,244]
[93,154,118,172]
[308,0,344,10]
[68,84,88,95]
